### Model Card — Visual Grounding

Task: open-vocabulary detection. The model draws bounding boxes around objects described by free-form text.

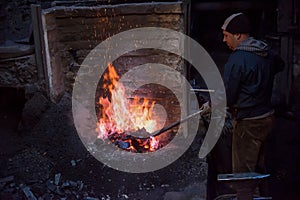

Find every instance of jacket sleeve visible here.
[223,57,241,107]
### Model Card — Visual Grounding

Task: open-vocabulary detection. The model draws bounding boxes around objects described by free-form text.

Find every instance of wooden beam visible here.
[192,1,269,11]
[31,5,48,86]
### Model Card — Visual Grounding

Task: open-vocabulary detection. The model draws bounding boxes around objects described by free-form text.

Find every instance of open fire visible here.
[96,64,160,153]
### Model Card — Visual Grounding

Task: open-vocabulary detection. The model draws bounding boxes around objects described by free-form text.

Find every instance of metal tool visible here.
[217,173,271,200]
[190,88,215,93]
[147,109,203,138]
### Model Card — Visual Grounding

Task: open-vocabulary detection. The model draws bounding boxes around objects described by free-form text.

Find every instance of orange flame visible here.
[96,64,159,151]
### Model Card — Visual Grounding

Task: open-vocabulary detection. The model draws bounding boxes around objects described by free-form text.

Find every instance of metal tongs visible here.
[142,109,204,139]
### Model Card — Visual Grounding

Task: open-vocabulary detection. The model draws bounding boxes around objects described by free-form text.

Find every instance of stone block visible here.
[164,191,189,200]
[18,92,50,132]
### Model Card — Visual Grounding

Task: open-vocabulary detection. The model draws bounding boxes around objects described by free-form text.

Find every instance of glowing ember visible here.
[96,63,160,152]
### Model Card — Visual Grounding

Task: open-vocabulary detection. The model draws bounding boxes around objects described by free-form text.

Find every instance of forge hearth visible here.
[94,63,182,153]
[35,2,189,152]
[35,2,187,102]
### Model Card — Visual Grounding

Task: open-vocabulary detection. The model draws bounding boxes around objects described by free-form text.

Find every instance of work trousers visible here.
[232,115,274,173]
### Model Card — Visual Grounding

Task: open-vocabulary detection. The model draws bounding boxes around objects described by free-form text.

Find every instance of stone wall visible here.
[0,0,53,91]
[0,0,32,43]
[0,55,37,87]
[41,2,184,97]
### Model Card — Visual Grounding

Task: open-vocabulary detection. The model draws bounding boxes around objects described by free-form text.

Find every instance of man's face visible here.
[222,30,238,50]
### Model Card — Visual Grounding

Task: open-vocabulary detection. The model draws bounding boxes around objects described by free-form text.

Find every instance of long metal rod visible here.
[150,109,203,138]
[190,88,215,92]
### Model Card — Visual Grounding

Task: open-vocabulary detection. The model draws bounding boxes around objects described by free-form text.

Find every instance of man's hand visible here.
[200,101,211,115]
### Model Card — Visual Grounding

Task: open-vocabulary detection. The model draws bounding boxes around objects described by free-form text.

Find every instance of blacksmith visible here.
[221,12,284,195]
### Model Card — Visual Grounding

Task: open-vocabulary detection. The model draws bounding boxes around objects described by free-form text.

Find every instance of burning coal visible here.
[96,64,160,153]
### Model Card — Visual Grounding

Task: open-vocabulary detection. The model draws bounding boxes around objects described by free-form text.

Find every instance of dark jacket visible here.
[224,37,284,120]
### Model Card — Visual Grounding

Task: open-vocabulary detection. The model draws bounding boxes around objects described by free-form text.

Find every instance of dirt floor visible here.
[0,91,207,200]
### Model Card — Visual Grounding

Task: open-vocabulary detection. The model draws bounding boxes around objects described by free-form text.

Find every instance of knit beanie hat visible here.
[222,13,251,34]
